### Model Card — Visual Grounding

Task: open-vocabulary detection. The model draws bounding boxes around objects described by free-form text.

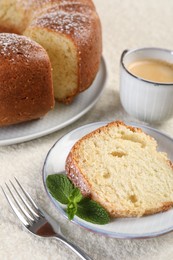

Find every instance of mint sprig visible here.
[46,174,110,225]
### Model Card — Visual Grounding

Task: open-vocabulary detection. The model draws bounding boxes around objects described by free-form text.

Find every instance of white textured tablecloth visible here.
[1,1,173,259]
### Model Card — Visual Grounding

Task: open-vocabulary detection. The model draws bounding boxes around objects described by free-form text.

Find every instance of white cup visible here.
[120,47,173,123]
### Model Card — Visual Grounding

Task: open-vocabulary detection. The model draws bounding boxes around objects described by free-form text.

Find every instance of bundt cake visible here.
[0,0,102,108]
[0,33,54,126]
[65,121,173,218]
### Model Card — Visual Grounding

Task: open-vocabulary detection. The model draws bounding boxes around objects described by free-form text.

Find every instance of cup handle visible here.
[120,49,129,64]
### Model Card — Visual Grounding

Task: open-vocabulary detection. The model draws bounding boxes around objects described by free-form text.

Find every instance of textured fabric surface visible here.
[1,0,173,259]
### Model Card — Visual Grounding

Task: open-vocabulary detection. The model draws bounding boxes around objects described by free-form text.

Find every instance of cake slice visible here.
[65,121,173,217]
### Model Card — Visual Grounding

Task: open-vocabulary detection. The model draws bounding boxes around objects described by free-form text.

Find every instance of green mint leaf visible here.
[46,174,74,204]
[69,188,83,203]
[67,202,77,220]
[76,198,110,225]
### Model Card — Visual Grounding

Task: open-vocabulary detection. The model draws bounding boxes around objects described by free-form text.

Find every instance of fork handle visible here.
[54,234,93,260]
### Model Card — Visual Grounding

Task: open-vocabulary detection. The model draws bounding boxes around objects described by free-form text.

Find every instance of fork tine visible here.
[1,186,29,227]
[15,178,39,210]
[10,180,40,219]
[5,182,35,223]
[14,177,44,217]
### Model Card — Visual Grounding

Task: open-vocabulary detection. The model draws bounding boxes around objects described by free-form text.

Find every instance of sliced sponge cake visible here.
[66,121,173,217]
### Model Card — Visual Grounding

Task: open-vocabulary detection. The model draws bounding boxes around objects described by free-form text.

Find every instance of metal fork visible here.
[1,178,92,260]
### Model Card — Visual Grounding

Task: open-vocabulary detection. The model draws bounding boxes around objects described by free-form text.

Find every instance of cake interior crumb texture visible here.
[24,28,78,101]
[68,122,173,217]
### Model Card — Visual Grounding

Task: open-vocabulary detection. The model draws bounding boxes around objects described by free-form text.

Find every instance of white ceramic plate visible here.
[0,58,106,146]
[43,121,173,239]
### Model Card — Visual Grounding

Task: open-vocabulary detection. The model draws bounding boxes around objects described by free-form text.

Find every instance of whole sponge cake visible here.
[0,33,54,126]
[0,0,102,104]
[66,121,173,217]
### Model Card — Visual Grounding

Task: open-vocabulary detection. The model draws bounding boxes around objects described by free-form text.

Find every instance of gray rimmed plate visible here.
[0,57,106,146]
[42,121,173,239]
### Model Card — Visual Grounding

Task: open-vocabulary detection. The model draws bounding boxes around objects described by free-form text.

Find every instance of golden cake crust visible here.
[0,33,54,126]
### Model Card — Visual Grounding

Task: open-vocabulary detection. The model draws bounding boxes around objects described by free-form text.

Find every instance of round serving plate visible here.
[43,121,173,239]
